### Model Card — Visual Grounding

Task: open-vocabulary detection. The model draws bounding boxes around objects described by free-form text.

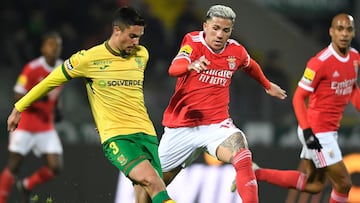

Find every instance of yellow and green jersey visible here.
[15,41,156,143]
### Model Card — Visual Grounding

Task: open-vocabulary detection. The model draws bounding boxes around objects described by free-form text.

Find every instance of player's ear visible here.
[203,22,207,31]
[329,27,334,38]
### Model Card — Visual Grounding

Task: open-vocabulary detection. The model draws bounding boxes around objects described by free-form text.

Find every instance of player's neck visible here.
[44,57,56,67]
[332,44,349,57]
[105,40,128,58]
[338,47,349,57]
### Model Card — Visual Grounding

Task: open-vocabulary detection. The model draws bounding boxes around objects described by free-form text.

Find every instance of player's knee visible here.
[47,163,63,175]
[305,182,325,194]
[138,174,162,188]
[233,132,249,153]
[337,178,352,193]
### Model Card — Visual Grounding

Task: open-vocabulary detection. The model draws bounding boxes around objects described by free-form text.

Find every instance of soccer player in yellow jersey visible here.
[7,7,175,203]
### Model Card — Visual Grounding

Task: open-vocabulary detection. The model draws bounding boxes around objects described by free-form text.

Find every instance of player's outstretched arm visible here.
[265,82,287,99]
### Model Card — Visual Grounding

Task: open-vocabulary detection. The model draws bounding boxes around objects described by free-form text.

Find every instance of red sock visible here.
[255,168,306,190]
[0,167,15,203]
[24,166,55,191]
[232,149,258,203]
[329,189,348,203]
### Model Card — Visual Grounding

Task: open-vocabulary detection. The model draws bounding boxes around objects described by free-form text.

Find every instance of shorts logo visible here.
[301,67,315,84]
[328,149,335,159]
[118,154,128,166]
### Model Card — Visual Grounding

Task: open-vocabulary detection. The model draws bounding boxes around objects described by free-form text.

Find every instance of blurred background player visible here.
[158,5,287,203]
[6,7,175,203]
[0,31,64,203]
[251,13,360,203]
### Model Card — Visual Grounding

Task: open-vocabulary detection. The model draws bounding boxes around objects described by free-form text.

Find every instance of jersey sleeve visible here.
[15,65,69,112]
[238,46,251,68]
[13,64,32,95]
[350,83,360,111]
[168,33,197,76]
[173,33,200,63]
[242,58,270,90]
[63,50,90,78]
[292,86,311,129]
[141,46,149,70]
[297,58,324,92]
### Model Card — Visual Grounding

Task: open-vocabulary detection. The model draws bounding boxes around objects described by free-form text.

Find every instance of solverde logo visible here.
[98,80,107,88]
[97,80,143,88]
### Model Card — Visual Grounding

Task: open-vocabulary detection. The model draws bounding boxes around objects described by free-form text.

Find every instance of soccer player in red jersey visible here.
[252,13,360,203]
[158,5,287,203]
[0,31,64,203]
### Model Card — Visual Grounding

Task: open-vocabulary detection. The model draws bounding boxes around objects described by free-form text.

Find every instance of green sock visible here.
[152,190,171,203]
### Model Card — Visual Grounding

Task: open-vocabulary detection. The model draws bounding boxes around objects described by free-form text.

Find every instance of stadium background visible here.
[0,0,359,202]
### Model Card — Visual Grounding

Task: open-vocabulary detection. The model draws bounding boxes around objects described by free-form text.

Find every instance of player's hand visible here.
[189,55,210,73]
[265,82,287,99]
[303,128,322,152]
[7,108,21,132]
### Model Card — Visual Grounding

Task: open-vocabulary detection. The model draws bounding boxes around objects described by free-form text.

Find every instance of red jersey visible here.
[14,56,63,132]
[162,31,251,127]
[297,44,359,133]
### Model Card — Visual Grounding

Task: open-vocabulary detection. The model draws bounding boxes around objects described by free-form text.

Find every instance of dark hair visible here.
[41,31,62,45]
[112,7,145,30]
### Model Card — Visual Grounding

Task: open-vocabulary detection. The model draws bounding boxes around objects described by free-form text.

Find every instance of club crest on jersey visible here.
[135,56,144,68]
[301,67,315,84]
[227,56,236,70]
[178,45,192,57]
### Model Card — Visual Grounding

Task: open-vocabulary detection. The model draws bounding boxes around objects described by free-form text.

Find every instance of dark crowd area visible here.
[0,0,359,145]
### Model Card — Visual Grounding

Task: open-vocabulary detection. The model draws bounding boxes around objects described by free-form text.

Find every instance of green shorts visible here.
[102,133,162,179]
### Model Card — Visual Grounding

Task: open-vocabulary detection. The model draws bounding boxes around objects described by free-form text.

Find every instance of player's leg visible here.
[285,158,328,203]
[0,130,33,203]
[129,160,174,203]
[134,184,151,203]
[216,131,258,203]
[199,119,257,202]
[254,158,325,193]
[158,126,202,186]
[310,131,350,202]
[285,158,314,203]
[325,161,351,203]
[256,130,348,201]
[0,152,24,203]
[17,130,63,192]
[103,134,175,203]
[134,134,175,203]
[162,166,182,186]
[18,153,63,192]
